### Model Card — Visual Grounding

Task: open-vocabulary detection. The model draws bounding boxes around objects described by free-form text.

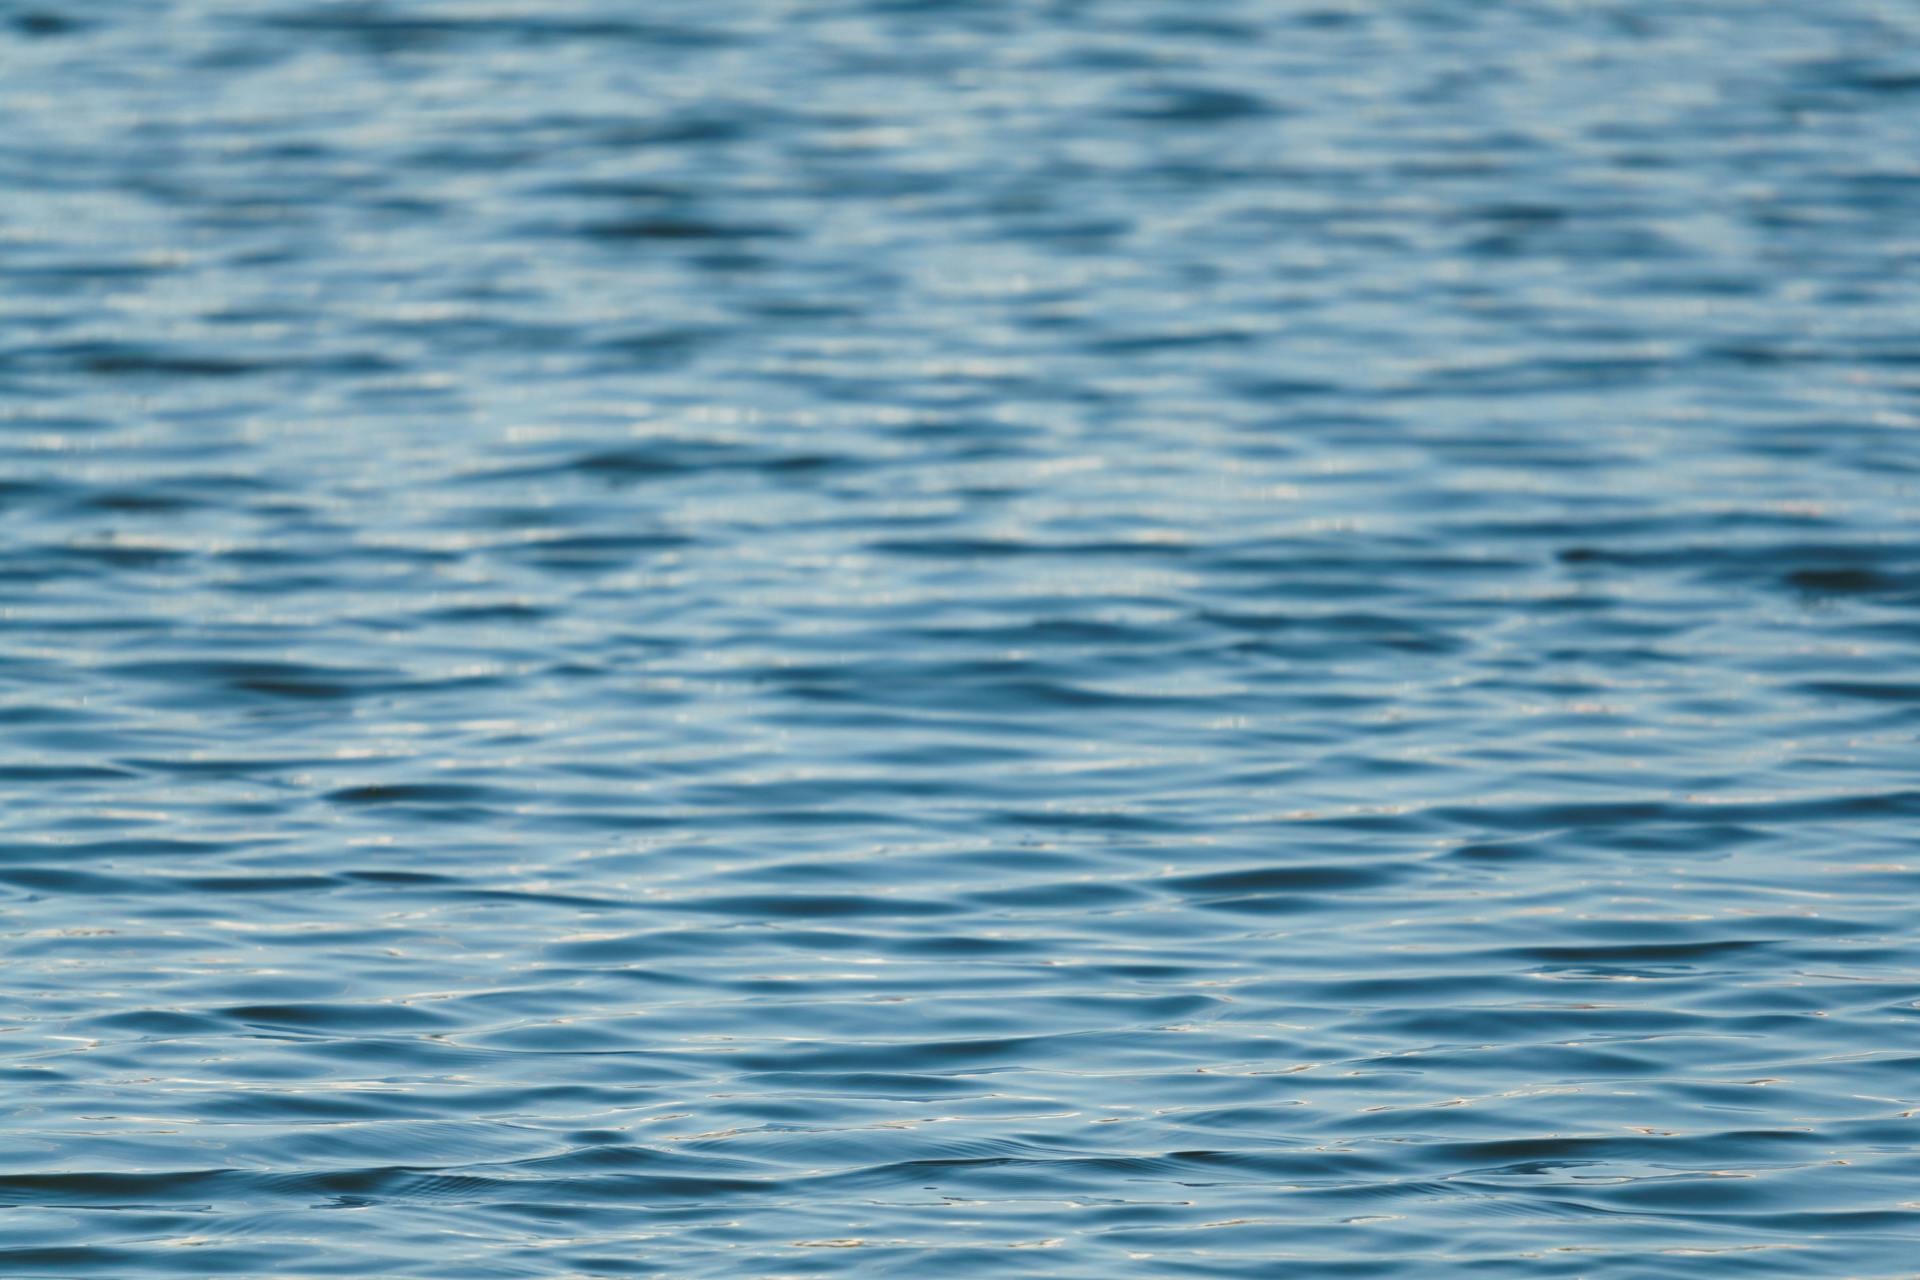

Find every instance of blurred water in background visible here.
[3,1,1920,1275]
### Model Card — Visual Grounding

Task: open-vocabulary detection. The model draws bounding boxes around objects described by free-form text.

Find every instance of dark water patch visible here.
[8,10,84,37]
[570,217,792,244]
[327,782,512,806]
[4,343,272,380]
[176,874,340,893]
[0,866,149,895]
[100,659,391,702]
[257,7,738,52]
[1164,864,1403,895]
[217,1002,459,1033]
[338,869,458,885]
[964,879,1149,909]
[0,764,135,782]
[674,892,961,919]
[1113,84,1280,124]
[469,440,849,485]
[0,837,259,864]
[1785,566,1907,596]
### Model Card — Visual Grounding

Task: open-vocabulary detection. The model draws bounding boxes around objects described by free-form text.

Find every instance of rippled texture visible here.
[5,2,1920,1275]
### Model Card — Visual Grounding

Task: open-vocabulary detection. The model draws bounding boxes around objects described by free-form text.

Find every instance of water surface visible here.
[4,2,1920,1275]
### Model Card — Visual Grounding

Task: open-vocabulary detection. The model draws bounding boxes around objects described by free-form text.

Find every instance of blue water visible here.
[4,2,1920,1275]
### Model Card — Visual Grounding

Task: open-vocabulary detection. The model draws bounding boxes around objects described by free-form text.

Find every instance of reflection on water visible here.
[3,1,1920,1275]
